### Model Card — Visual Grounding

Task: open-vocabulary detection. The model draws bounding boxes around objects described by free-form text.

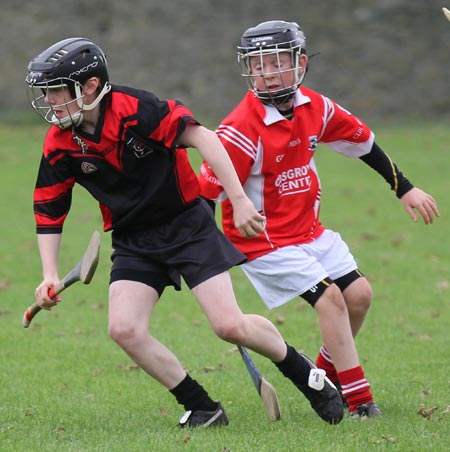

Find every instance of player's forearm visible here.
[359,142,414,198]
[37,233,62,279]
[183,125,247,204]
[202,149,247,205]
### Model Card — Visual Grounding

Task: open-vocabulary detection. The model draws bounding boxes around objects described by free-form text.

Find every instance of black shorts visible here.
[110,198,246,296]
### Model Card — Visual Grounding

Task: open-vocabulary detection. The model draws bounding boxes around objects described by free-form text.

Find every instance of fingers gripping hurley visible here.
[443,7,450,22]
[238,346,281,421]
[22,231,101,328]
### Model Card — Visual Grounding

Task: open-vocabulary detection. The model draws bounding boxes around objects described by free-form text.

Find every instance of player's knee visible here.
[314,283,348,315]
[109,320,139,346]
[344,278,373,315]
[358,281,373,311]
[212,319,244,343]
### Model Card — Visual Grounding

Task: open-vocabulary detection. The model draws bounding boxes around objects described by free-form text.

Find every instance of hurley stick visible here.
[443,7,450,22]
[238,346,281,420]
[22,231,101,328]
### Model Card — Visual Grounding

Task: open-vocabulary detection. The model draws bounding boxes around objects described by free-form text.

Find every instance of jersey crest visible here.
[81,162,98,174]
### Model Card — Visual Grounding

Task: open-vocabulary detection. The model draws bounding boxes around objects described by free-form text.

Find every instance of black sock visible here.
[169,374,217,412]
[273,343,311,386]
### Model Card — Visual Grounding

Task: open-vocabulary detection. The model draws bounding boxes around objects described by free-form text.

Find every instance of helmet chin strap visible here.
[53,82,112,130]
[76,82,111,111]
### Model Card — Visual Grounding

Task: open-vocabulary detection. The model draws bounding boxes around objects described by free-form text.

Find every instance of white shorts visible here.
[241,229,357,309]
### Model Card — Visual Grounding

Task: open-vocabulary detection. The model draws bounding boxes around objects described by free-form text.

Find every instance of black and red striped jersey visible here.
[34,85,201,233]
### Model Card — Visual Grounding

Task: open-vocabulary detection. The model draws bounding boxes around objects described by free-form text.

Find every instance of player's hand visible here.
[400,187,440,224]
[35,278,61,310]
[232,196,266,238]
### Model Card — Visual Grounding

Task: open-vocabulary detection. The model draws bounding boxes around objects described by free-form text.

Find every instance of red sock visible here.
[337,366,374,412]
[315,346,338,383]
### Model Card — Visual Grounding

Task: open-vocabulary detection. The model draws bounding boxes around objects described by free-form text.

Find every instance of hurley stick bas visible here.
[238,346,281,420]
[22,230,101,328]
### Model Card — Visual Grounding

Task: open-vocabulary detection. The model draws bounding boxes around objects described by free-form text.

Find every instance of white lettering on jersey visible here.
[275,165,312,196]
[200,164,221,186]
[289,138,301,147]
[352,126,364,140]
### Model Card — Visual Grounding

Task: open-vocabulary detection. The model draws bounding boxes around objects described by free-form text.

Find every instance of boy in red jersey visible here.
[199,20,439,418]
[25,37,345,427]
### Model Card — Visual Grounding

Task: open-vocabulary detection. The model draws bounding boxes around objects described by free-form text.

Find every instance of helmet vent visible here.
[47,49,69,63]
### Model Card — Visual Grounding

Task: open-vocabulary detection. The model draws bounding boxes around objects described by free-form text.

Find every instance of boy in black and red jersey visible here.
[26,37,345,427]
[199,21,440,418]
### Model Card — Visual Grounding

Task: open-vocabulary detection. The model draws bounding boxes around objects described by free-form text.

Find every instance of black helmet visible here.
[25,37,111,129]
[238,20,307,107]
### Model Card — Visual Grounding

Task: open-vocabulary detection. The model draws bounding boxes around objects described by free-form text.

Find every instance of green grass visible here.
[0,122,449,451]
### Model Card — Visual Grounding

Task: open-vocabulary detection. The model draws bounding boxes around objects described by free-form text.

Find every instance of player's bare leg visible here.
[341,277,373,337]
[192,271,287,360]
[314,283,379,416]
[192,272,286,361]
[314,284,360,372]
[108,279,229,427]
[108,280,187,388]
[193,271,344,424]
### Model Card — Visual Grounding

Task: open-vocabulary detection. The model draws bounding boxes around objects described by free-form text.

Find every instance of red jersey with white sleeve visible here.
[199,86,375,261]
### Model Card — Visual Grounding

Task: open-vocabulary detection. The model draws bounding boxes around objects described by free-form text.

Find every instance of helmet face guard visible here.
[26,77,85,129]
[238,21,307,107]
[25,37,111,129]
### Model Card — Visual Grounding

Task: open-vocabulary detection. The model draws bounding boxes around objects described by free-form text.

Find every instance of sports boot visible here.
[179,401,229,428]
[296,353,344,424]
[350,402,382,419]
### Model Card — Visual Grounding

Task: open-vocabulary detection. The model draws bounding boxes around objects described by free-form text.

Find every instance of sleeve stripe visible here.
[319,96,335,140]
[386,154,399,193]
[34,179,75,202]
[216,125,257,160]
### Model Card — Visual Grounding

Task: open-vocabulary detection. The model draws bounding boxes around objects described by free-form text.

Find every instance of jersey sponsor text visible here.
[275,165,311,196]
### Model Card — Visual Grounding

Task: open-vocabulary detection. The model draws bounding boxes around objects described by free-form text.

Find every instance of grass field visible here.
[0,122,448,451]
